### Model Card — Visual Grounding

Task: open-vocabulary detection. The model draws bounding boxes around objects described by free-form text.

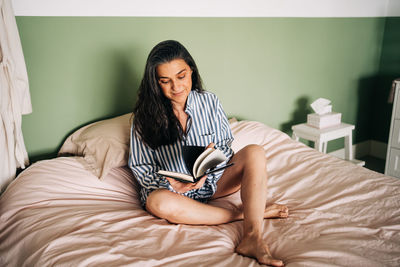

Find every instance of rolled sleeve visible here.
[129,129,169,191]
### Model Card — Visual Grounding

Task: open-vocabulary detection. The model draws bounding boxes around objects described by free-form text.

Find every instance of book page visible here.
[195,149,227,178]
[192,148,214,177]
[157,170,194,182]
[182,146,205,176]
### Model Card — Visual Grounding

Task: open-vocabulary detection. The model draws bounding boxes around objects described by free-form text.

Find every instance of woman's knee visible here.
[146,190,174,217]
[241,144,266,161]
[244,144,264,153]
[235,144,267,173]
[146,189,181,220]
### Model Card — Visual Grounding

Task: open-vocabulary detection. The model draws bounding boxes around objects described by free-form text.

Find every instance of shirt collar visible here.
[185,90,195,115]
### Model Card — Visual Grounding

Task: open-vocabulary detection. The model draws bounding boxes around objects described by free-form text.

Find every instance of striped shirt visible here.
[128,90,234,206]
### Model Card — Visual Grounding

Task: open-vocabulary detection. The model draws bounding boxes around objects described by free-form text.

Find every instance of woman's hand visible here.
[206,142,216,150]
[166,175,207,194]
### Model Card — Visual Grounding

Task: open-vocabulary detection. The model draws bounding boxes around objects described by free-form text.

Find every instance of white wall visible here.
[387,0,400,16]
[11,0,400,17]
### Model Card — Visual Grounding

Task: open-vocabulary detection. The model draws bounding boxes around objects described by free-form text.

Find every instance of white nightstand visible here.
[291,123,365,166]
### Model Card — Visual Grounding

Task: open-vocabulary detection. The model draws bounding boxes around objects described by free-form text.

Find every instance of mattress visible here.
[1,120,399,266]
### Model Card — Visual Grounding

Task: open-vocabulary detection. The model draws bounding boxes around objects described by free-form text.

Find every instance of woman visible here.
[129,40,288,267]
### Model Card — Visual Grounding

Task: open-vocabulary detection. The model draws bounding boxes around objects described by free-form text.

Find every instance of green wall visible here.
[16,17,387,161]
[373,17,400,142]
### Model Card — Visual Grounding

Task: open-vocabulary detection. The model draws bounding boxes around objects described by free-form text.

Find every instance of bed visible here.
[1,114,399,266]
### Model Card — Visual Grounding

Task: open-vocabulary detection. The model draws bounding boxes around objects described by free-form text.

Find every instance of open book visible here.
[157,145,234,183]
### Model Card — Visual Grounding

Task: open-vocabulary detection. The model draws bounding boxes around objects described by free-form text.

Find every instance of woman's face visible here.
[156,58,193,108]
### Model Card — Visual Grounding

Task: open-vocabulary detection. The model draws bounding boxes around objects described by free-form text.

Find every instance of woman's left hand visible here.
[166,175,207,194]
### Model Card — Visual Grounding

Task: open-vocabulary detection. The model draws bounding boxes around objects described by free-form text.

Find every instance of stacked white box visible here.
[307,112,342,129]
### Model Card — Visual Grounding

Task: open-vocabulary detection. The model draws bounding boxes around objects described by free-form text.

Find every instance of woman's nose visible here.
[171,79,182,91]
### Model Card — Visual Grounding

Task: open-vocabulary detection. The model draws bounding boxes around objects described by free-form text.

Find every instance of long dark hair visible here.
[133,40,204,149]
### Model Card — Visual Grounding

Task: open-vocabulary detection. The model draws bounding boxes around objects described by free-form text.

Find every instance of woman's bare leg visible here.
[146,189,242,225]
[146,144,286,266]
[213,144,286,267]
[146,189,287,225]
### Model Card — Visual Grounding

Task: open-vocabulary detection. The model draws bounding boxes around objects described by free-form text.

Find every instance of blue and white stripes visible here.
[129,90,234,206]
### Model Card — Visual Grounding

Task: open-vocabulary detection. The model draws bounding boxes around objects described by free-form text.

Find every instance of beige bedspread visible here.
[1,121,400,266]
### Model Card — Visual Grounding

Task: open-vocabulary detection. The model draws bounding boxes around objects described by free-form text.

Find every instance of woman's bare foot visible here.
[236,234,284,266]
[264,204,289,219]
[231,204,288,221]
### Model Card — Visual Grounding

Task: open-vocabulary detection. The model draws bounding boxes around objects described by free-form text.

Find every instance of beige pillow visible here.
[58,113,133,179]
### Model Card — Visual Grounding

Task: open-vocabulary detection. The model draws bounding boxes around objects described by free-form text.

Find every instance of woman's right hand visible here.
[165,175,207,194]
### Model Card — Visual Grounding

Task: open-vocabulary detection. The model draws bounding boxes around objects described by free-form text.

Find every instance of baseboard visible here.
[328,140,387,160]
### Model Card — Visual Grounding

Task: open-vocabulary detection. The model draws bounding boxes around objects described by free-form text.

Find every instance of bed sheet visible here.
[1,121,400,266]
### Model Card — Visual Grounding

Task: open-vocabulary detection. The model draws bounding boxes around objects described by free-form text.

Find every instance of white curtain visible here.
[0,0,32,192]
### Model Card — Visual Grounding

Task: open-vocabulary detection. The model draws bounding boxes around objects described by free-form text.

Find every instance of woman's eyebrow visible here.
[158,68,187,79]
[176,68,187,75]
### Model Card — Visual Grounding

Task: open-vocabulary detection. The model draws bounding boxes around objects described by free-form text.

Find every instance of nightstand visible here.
[291,123,365,166]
